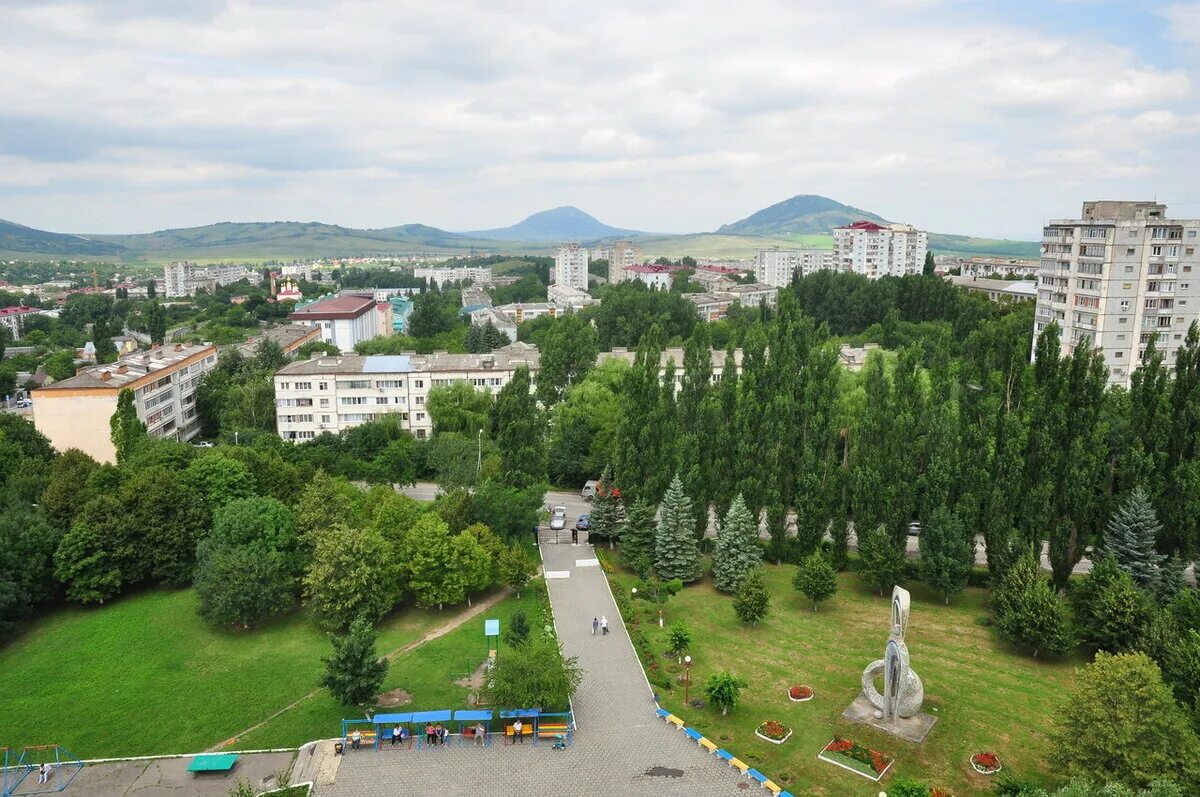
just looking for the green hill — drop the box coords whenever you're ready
[0,219,127,256]
[716,194,887,235]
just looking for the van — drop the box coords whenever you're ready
[581,480,599,501]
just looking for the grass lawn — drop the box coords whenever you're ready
[605,558,1078,797]
[0,588,493,758]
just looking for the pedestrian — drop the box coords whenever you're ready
[601,615,609,635]
[392,724,402,746]
[475,722,486,746]
[440,725,450,745]
[425,723,434,746]
[350,729,362,751]
[592,617,598,635]
[571,526,578,544]
[37,763,50,785]
[512,718,524,744]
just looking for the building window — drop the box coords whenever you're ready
[295,382,311,390]
[1126,248,1135,255]
[321,415,330,423]
[1114,352,1123,358]
[376,397,388,405]
[413,380,424,388]
[318,382,328,390]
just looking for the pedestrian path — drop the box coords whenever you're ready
[315,540,751,796]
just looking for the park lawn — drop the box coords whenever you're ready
[608,561,1079,797]
[235,586,543,750]
[0,589,446,759]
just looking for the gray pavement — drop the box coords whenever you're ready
[315,540,754,796]
[31,751,295,797]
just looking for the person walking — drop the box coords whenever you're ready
[601,615,609,635]
[592,617,599,635]
[475,722,486,746]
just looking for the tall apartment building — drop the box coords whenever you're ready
[32,343,218,462]
[163,262,260,297]
[755,247,835,286]
[554,243,589,290]
[833,221,928,279]
[413,266,492,288]
[274,342,540,441]
[1035,201,1200,387]
[608,240,642,283]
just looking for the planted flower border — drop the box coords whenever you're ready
[787,685,813,702]
[970,752,1002,775]
[817,738,893,782]
[755,720,793,745]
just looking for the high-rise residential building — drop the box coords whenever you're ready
[832,221,928,279]
[1035,201,1200,387]
[413,266,492,287]
[554,243,590,290]
[608,240,641,284]
[754,247,835,286]
[163,262,260,297]
[32,343,218,462]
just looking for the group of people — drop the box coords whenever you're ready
[592,616,609,635]
[347,721,492,751]
[424,723,450,745]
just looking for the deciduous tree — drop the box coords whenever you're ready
[321,616,388,708]
[732,566,770,625]
[793,551,838,611]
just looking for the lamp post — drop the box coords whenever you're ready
[477,428,483,474]
[683,655,692,705]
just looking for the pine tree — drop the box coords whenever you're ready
[918,507,974,603]
[620,499,656,577]
[320,616,388,708]
[732,566,770,625]
[711,494,761,593]
[857,525,906,597]
[1103,487,1165,588]
[793,551,838,611]
[588,465,622,549]
[654,475,700,582]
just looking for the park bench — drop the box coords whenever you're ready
[727,756,750,774]
[664,714,685,729]
[187,753,238,774]
[714,748,733,762]
[682,728,702,742]
[504,724,534,741]
[536,721,569,741]
[654,708,669,720]
[698,737,717,753]
[762,779,782,794]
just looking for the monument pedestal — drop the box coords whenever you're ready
[841,694,938,744]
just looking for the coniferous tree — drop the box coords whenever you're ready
[711,494,761,593]
[732,566,770,625]
[320,616,388,708]
[857,525,906,597]
[793,551,838,611]
[1103,487,1165,588]
[654,475,700,582]
[620,499,656,577]
[918,507,974,603]
[588,465,622,549]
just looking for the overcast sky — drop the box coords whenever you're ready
[1,0,1198,239]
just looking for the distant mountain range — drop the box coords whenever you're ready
[0,195,1040,261]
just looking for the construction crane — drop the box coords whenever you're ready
[92,267,99,288]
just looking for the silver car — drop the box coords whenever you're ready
[549,506,567,530]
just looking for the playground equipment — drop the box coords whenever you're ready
[2,745,84,796]
[409,710,453,749]
[452,709,493,747]
[370,713,413,750]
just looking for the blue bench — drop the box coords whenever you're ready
[714,748,733,761]
[655,708,669,719]
[747,769,767,784]
[683,727,702,742]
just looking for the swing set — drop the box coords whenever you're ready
[1,744,84,796]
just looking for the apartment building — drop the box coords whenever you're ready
[288,293,381,353]
[163,262,260,297]
[950,275,1036,303]
[547,284,599,311]
[554,243,590,290]
[833,221,928,279]
[596,240,642,284]
[0,306,48,337]
[274,342,540,441]
[468,307,518,342]
[237,323,322,358]
[959,257,1040,280]
[755,247,835,286]
[1035,201,1200,387]
[626,264,675,290]
[414,266,493,287]
[32,343,218,462]
[683,284,779,321]
[691,265,743,292]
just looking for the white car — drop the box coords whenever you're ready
[193,441,216,448]
[549,506,567,530]
[15,399,31,408]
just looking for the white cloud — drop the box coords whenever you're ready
[0,0,1196,239]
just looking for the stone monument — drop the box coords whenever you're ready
[842,585,937,742]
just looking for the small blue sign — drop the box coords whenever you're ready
[484,619,500,637]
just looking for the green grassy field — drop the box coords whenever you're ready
[606,559,1077,797]
[0,588,535,758]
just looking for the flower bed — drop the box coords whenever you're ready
[754,720,793,745]
[932,789,954,797]
[970,752,1002,774]
[787,685,813,702]
[817,737,894,781]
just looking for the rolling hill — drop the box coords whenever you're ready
[464,206,642,242]
[716,194,888,235]
[0,219,127,256]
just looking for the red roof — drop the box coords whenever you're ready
[696,265,741,274]
[0,305,40,317]
[628,264,682,274]
[839,220,888,231]
[289,294,375,320]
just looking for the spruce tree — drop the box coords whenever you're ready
[793,551,838,611]
[1103,487,1165,588]
[621,499,656,577]
[654,475,700,582]
[732,566,770,625]
[588,465,622,549]
[857,525,906,596]
[918,507,974,604]
[711,494,761,593]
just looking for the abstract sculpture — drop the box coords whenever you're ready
[860,585,924,720]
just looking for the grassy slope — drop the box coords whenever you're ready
[608,560,1076,797]
[0,589,446,758]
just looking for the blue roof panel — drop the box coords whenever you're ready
[363,355,413,373]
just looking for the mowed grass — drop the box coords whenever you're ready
[0,589,453,758]
[236,586,543,750]
[609,562,1078,797]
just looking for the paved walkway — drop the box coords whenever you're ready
[315,540,750,796]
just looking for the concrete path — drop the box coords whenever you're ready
[35,751,295,797]
[315,540,750,796]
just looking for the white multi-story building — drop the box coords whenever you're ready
[289,293,382,353]
[274,342,540,441]
[414,265,492,287]
[281,262,314,281]
[547,284,599,311]
[755,247,835,286]
[950,275,1037,303]
[1035,201,1200,388]
[163,262,260,297]
[625,265,674,290]
[959,257,1040,280]
[832,221,928,279]
[554,243,589,290]
[606,240,642,284]
[0,306,48,337]
[32,343,218,462]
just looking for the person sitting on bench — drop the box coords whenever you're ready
[391,724,402,745]
[350,730,362,750]
[399,726,410,746]
[512,719,524,743]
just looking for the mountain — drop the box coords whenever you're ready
[717,194,888,235]
[0,218,127,256]
[465,206,641,242]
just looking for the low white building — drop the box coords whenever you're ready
[548,283,598,311]
[959,257,1040,279]
[469,307,518,342]
[626,265,675,290]
[950,275,1037,303]
[494,302,556,324]
[288,293,381,353]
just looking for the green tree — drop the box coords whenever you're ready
[39,448,99,532]
[482,635,582,711]
[428,382,493,437]
[452,528,493,607]
[654,475,700,582]
[620,499,656,577]
[395,513,456,609]
[206,496,303,577]
[304,525,398,629]
[586,465,622,548]
[92,318,118,364]
[504,611,531,647]
[793,551,838,611]
[296,471,361,541]
[1103,487,1165,588]
[145,301,166,345]
[42,350,77,382]
[732,566,770,625]
[703,671,748,715]
[890,779,932,797]
[497,542,537,598]
[194,544,295,629]
[666,621,692,660]
[183,453,255,508]
[320,616,388,708]
[918,507,974,603]
[857,525,906,597]
[109,388,146,465]
[535,314,599,406]
[1052,652,1200,790]
[922,251,936,277]
[53,521,122,604]
[1070,556,1152,654]
[994,553,1075,657]
[711,494,761,593]
[491,366,546,488]
[119,466,209,586]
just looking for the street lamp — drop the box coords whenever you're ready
[476,428,483,474]
[683,655,692,705]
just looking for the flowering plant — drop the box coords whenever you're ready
[870,751,889,774]
[971,752,1002,773]
[788,685,813,700]
[757,720,790,740]
[932,789,953,797]
[825,738,853,753]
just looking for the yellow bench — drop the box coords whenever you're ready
[698,738,717,752]
[505,724,534,739]
[665,715,684,728]
[763,780,782,794]
[728,757,750,773]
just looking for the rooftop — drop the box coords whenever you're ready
[838,220,889,232]
[599,346,742,371]
[628,264,682,274]
[237,324,321,356]
[723,282,777,294]
[276,341,540,377]
[289,293,376,320]
[37,342,216,391]
[949,276,1037,296]
[0,305,43,317]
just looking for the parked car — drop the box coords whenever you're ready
[549,506,567,530]
[582,480,599,501]
[193,441,216,448]
[14,398,31,408]
[906,521,922,537]
[575,514,591,531]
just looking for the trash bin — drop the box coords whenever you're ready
[334,741,344,755]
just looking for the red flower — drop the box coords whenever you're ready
[871,750,890,773]
[788,685,813,699]
[971,752,1001,772]
[825,738,853,753]
[758,721,790,740]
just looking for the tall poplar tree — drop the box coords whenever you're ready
[615,325,665,504]
[918,507,973,603]
[109,389,146,465]
[711,494,761,593]
[654,474,700,583]
[492,366,545,489]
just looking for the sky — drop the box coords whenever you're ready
[1,0,1199,240]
